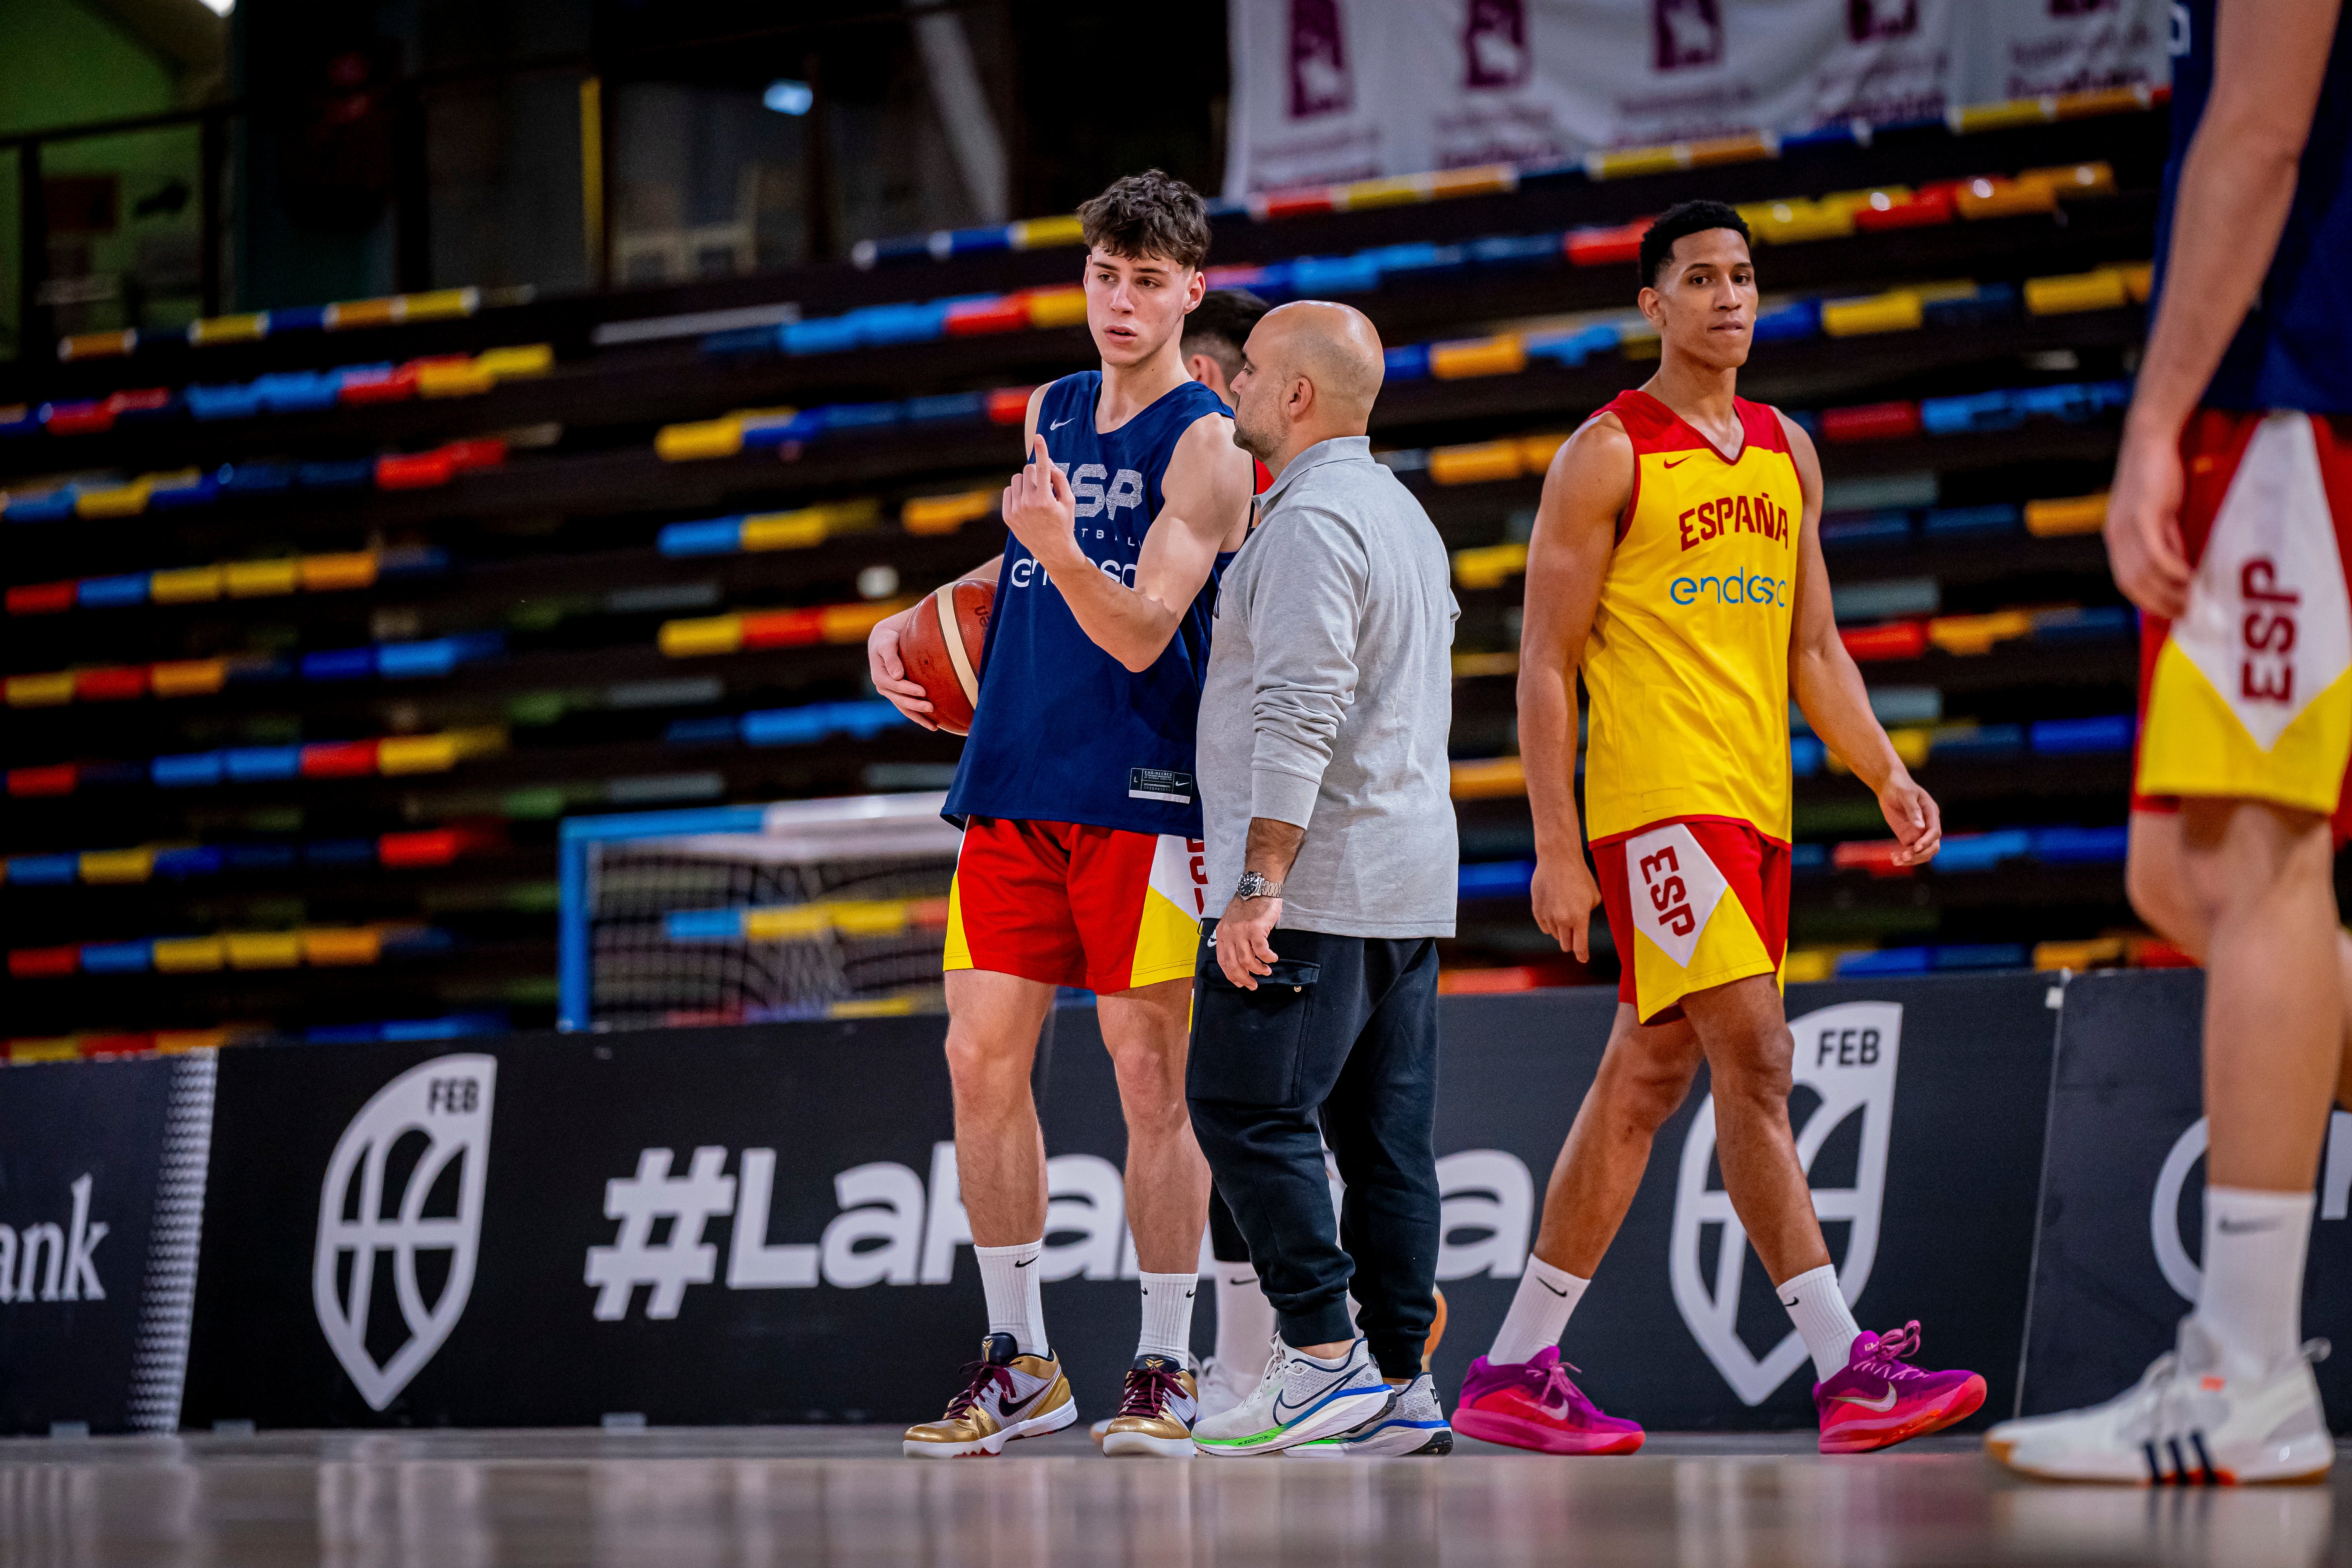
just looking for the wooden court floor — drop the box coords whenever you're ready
[1,1426,2344,1566]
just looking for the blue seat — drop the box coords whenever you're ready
[77,574,150,608]
[301,648,377,682]
[80,941,153,974]
[2029,715,2134,755]
[152,751,226,788]
[224,746,301,781]
[2031,824,2131,864]
[154,846,225,878]
[1458,860,1536,898]
[1752,299,1823,343]
[376,639,461,679]
[1383,345,1432,382]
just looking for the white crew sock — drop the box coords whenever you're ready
[1777,1264,1862,1383]
[975,1240,1048,1356]
[2194,1185,2315,1378]
[1138,1272,1199,1363]
[1486,1256,1590,1367]
[1214,1266,1278,1372]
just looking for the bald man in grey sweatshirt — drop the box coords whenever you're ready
[1187,302,1461,1455]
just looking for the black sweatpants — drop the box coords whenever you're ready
[1185,920,1441,1380]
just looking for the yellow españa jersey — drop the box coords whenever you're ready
[1580,389,1805,844]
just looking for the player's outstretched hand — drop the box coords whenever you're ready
[866,608,938,731]
[1001,433,1077,561]
[1215,893,1282,989]
[1878,774,1942,866]
[2105,417,2192,620]
[1531,854,1602,963]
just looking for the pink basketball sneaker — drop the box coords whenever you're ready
[1815,1321,1985,1454]
[1454,1346,1645,1455]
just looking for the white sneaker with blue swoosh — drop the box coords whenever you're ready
[1192,1336,1394,1457]
[1287,1372,1453,1457]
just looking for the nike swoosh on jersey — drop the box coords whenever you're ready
[1833,1386,1899,1413]
[1049,417,1076,429]
[1663,455,1693,468]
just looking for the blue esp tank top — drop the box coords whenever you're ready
[943,371,1232,837]
[2156,0,2352,412]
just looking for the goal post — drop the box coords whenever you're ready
[557,793,964,1033]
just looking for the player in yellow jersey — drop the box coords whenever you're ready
[1453,202,1985,1457]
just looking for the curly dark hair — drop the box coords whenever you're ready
[1638,199,1752,289]
[1077,169,1213,271]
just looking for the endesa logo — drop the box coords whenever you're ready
[1009,461,1149,593]
[1670,571,1789,608]
[1678,492,1791,552]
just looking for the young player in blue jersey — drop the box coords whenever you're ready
[1987,0,2352,1484]
[866,171,1256,1458]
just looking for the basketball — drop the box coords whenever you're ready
[898,578,993,734]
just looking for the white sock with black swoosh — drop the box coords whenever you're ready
[976,1239,1048,1357]
[1777,1264,1860,1383]
[1138,1271,1199,1363]
[1485,1255,1589,1366]
[2194,1185,2314,1379]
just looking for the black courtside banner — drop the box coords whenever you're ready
[0,1051,214,1436]
[181,976,2060,1431]
[1424,974,2061,1430]
[2016,967,2352,1426]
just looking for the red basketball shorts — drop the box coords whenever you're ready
[1593,816,1790,1026]
[943,817,1209,993]
[2134,408,2352,844]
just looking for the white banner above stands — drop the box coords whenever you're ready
[1221,0,2174,198]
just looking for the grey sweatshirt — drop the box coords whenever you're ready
[1197,436,1461,938]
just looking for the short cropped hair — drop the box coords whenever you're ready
[1639,200,1752,289]
[1078,169,1213,271]
[1183,288,1271,377]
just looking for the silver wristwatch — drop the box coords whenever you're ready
[1235,871,1282,902]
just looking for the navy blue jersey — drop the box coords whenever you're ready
[2155,0,2352,412]
[943,372,1232,836]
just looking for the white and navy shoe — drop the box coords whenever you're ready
[1985,1317,2332,1485]
[1192,1336,1394,1458]
[1288,1372,1452,1457]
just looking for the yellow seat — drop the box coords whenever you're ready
[656,417,744,462]
[1429,441,1523,486]
[80,848,155,883]
[2025,494,2109,537]
[151,659,227,697]
[377,734,461,774]
[1821,292,1924,336]
[660,615,745,657]
[1449,757,1528,799]
[904,488,998,535]
[224,559,300,598]
[1429,336,1526,379]
[150,565,225,603]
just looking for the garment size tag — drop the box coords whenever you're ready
[1128,767,1194,804]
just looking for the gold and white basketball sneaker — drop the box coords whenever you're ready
[903,1332,1077,1458]
[1985,1317,2332,1485]
[1101,1354,1201,1457]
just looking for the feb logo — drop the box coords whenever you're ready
[1669,1002,1900,1405]
[313,1054,496,1410]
